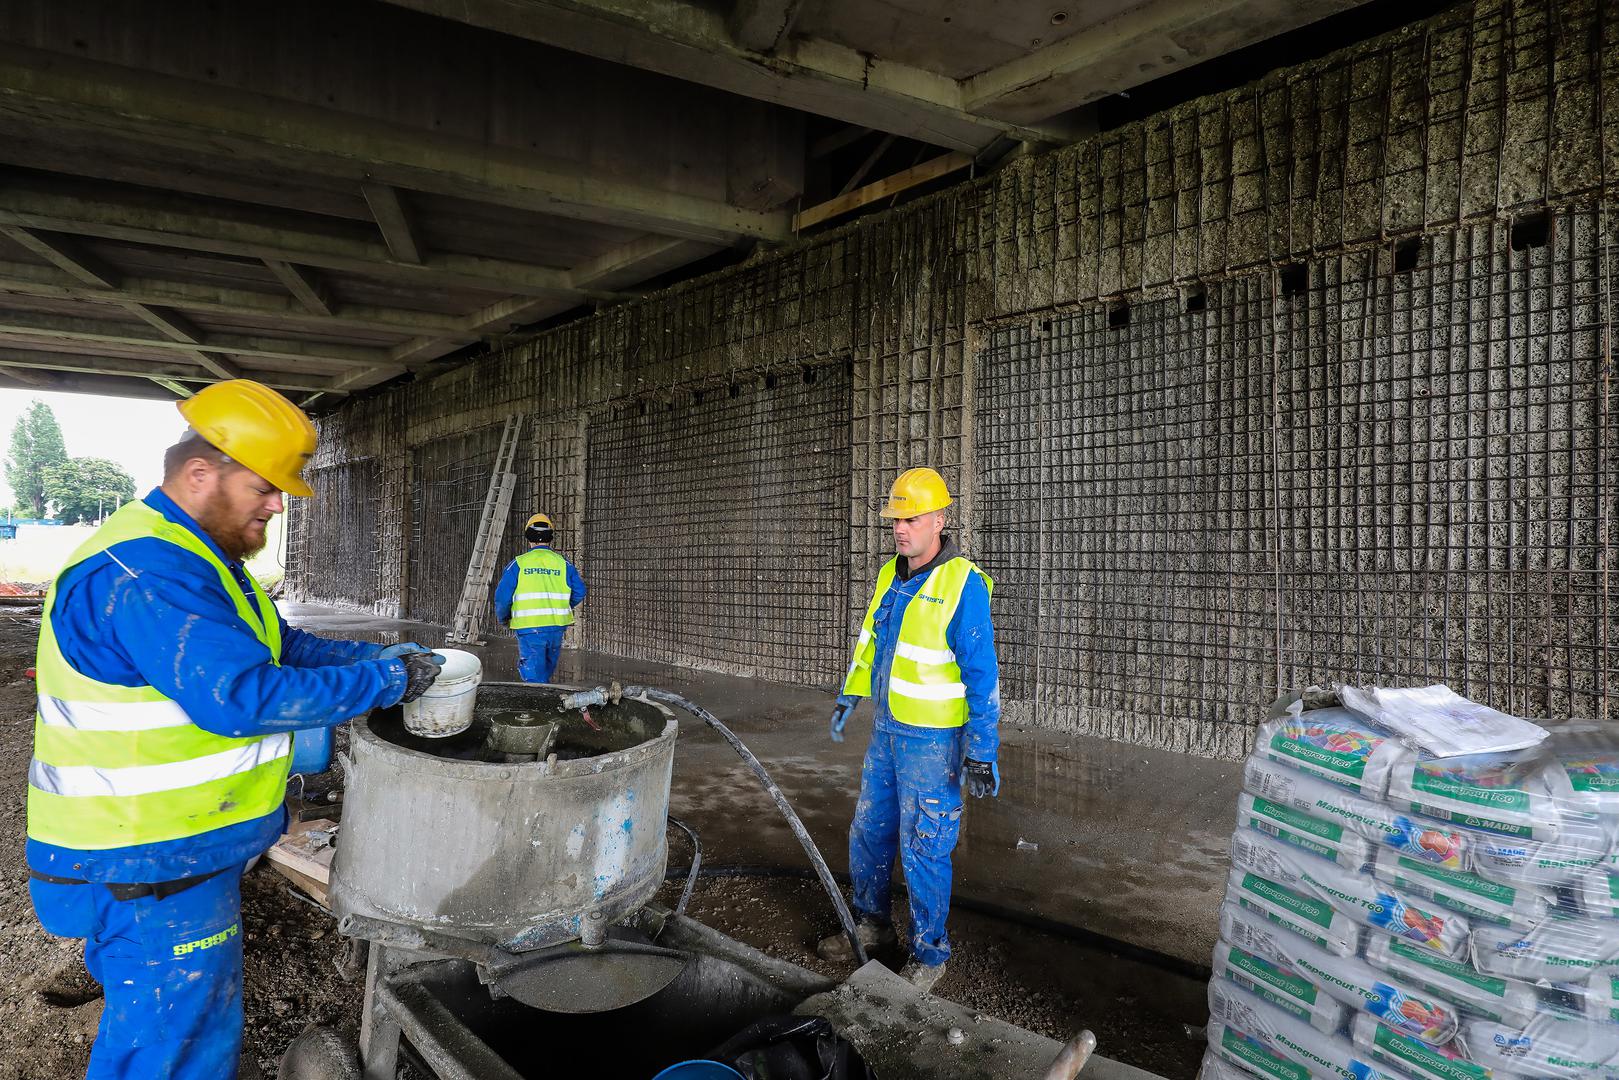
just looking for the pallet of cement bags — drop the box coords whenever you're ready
[1199,687,1619,1080]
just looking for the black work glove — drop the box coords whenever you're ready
[964,758,1001,799]
[399,651,445,704]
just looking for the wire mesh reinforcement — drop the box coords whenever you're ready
[581,366,851,684]
[977,209,1616,756]
[286,460,384,611]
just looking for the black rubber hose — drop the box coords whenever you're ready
[623,685,869,967]
[665,816,703,918]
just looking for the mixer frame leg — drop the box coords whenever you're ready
[359,944,404,1080]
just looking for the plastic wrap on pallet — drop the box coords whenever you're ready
[1245,756,1472,872]
[1255,708,1413,799]
[1338,686,1548,760]
[1214,939,1352,1034]
[1350,1014,1530,1080]
[1458,1014,1619,1080]
[1198,1047,1272,1080]
[1370,850,1554,931]
[1386,753,1563,844]
[1220,900,1461,1045]
[1240,789,1377,870]
[1208,981,1422,1080]
[1362,935,1541,1030]
[1472,918,1619,983]
[1231,829,1473,959]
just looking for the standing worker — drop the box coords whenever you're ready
[25,379,446,1080]
[494,512,586,683]
[818,467,1001,993]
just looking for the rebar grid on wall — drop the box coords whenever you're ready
[979,208,1615,755]
[582,364,851,683]
[286,461,384,611]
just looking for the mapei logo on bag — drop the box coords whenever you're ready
[172,922,240,958]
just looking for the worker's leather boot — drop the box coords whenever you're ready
[815,917,896,962]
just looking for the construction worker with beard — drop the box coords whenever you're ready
[817,467,1001,993]
[24,379,446,1080]
[494,512,586,683]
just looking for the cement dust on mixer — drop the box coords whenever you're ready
[402,648,483,737]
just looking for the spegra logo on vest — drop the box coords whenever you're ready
[522,567,562,576]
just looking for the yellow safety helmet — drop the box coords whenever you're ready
[176,379,317,497]
[525,513,553,531]
[879,467,952,519]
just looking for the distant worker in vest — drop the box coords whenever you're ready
[818,467,1000,993]
[494,512,587,683]
[25,379,446,1080]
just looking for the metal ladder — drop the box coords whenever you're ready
[446,414,523,644]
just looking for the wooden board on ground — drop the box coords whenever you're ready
[265,799,337,906]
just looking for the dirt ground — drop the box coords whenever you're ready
[0,605,1204,1079]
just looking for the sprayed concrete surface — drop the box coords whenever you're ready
[286,604,1240,968]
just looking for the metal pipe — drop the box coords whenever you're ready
[375,975,526,1080]
[1043,1029,1097,1080]
[614,685,869,967]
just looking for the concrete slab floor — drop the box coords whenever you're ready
[284,604,1240,969]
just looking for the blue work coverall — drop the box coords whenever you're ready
[493,548,586,683]
[850,538,999,966]
[27,488,410,1080]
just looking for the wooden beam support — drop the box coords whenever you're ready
[147,376,195,398]
[123,303,202,345]
[0,346,339,394]
[0,309,392,368]
[1,225,120,288]
[0,179,609,301]
[0,258,458,337]
[382,234,715,366]
[792,152,972,231]
[262,260,333,317]
[360,183,423,264]
[837,134,896,197]
[0,43,790,243]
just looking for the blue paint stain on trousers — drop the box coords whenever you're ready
[516,628,564,683]
[849,721,964,966]
[29,864,247,1079]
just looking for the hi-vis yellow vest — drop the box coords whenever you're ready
[27,502,290,851]
[508,547,575,630]
[841,555,992,729]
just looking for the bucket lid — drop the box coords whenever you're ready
[434,648,482,681]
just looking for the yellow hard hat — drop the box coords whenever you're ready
[176,379,317,497]
[525,513,553,531]
[880,467,952,519]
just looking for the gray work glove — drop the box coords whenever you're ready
[829,694,860,743]
[381,642,447,663]
[964,758,1000,799]
[399,651,445,704]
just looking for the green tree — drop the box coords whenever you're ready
[5,400,67,518]
[42,457,135,524]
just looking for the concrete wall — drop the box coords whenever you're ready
[291,0,1618,758]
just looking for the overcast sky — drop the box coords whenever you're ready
[0,389,187,500]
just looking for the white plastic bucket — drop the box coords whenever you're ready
[402,649,482,738]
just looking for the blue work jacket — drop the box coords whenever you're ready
[493,547,586,629]
[26,488,409,883]
[868,538,1002,762]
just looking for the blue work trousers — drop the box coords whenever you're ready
[849,722,965,966]
[29,865,247,1079]
[516,627,565,683]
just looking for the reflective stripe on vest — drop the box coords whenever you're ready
[26,501,291,851]
[509,547,575,629]
[841,555,993,729]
